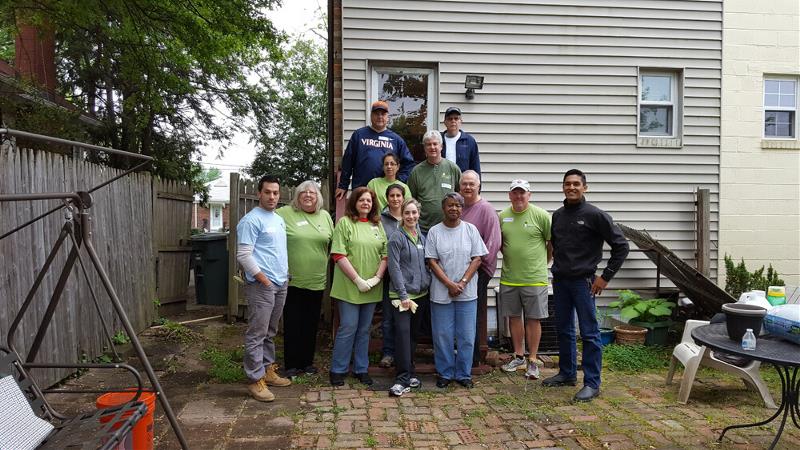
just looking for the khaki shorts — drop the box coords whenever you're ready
[500,284,548,319]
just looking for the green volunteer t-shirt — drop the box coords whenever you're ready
[366,177,412,211]
[407,159,461,232]
[276,205,334,291]
[499,204,552,286]
[330,217,387,304]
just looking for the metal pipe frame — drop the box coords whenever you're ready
[0,128,153,161]
[78,206,189,449]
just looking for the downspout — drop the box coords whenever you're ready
[327,0,335,215]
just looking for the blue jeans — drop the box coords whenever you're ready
[331,300,376,374]
[431,299,477,381]
[553,277,602,389]
[381,279,395,357]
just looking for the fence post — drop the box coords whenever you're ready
[695,188,710,277]
[227,172,240,323]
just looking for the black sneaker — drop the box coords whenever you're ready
[283,367,302,378]
[408,377,421,389]
[303,365,319,375]
[541,372,577,387]
[329,371,345,387]
[436,377,451,388]
[457,379,474,389]
[354,372,373,386]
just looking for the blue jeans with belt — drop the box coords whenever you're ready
[553,276,602,389]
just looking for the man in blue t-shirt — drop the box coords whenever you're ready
[237,174,292,402]
[335,100,415,200]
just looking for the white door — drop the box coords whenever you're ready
[210,204,223,231]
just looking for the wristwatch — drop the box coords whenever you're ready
[460,278,468,283]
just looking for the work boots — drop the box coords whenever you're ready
[263,363,292,387]
[247,378,275,402]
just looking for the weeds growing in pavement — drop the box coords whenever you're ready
[200,346,246,382]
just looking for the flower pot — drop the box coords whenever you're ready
[599,327,615,347]
[613,324,647,345]
[722,303,767,342]
[629,320,671,346]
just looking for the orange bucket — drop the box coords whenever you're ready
[96,390,156,450]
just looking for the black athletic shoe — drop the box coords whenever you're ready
[457,379,474,389]
[541,372,578,387]
[354,372,373,386]
[436,377,452,388]
[303,365,319,375]
[573,386,600,402]
[329,371,345,387]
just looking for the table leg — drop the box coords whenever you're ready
[718,365,796,450]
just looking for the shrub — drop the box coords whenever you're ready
[723,255,784,299]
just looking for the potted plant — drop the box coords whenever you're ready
[596,307,615,346]
[608,290,676,346]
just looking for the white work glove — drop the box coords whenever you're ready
[354,277,371,293]
[365,276,382,289]
[391,299,419,313]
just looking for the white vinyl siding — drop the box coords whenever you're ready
[340,0,722,298]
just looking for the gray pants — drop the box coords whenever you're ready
[244,281,287,382]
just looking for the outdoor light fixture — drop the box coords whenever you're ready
[464,74,484,99]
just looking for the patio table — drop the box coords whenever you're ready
[692,323,800,449]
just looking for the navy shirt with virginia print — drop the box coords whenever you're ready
[338,126,415,190]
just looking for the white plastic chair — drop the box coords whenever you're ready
[665,319,777,408]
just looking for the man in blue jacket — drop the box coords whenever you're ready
[336,100,415,200]
[543,169,629,402]
[440,107,480,174]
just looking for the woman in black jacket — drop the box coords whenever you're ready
[386,198,431,396]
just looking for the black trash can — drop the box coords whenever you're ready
[190,233,229,306]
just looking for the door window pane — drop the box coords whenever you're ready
[376,70,432,162]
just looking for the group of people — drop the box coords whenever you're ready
[237,101,629,404]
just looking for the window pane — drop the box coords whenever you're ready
[779,94,796,107]
[639,105,672,135]
[765,111,795,137]
[378,71,430,161]
[765,94,780,107]
[764,80,780,94]
[641,75,672,102]
[779,80,796,95]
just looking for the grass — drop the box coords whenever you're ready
[200,346,246,383]
[602,343,672,372]
[111,331,130,345]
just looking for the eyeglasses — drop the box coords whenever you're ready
[299,190,317,196]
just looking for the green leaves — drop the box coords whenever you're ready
[610,290,675,323]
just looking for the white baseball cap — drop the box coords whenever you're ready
[508,179,531,192]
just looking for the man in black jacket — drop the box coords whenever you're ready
[543,169,629,402]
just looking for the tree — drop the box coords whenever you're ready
[1,0,284,186]
[247,37,326,187]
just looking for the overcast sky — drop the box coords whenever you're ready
[200,0,325,176]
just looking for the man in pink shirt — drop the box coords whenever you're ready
[459,170,501,365]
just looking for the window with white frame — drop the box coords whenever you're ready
[764,78,797,139]
[638,71,679,137]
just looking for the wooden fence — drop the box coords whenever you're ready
[0,144,190,386]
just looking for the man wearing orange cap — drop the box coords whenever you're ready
[336,101,415,200]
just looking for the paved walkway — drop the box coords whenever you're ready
[46,318,800,449]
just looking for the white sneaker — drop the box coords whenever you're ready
[502,356,526,372]
[525,360,541,380]
[389,384,411,397]
[409,377,421,389]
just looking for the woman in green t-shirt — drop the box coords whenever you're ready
[329,187,388,386]
[367,152,411,211]
[276,181,334,378]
